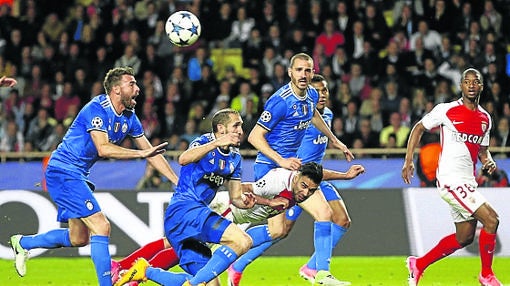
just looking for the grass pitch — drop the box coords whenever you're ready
[1,256,509,285]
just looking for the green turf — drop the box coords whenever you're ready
[1,256,509,285]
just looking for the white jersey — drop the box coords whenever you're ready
[231,168,297,224]
[421,99,491,186]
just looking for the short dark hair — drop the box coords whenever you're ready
[211,108,240,132]
[311,74,326,83]
[103,66,135,93]
[300,162,323,185]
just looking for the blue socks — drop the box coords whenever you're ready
[189,245,238,285]
[246,225,272,247]
[313,221,333,271]
[307,223,347,270]
[90,235,111,286]
[19,228,72,250]
[147,267,191,285]
[232,239,273,272]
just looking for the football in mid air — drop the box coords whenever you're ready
[165,11,201,47]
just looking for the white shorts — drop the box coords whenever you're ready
[438,182,487,223]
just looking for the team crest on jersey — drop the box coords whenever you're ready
[85,200,94,211]
[260,111,271,122]
[91,117,103,128]
[481,122,487,133]
[302,104,308,115]
[114,122,120,132]
[122,123,128,133]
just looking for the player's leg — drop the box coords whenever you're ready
[186,214,251,285]
[10,173,91,277]
[228,213,287,285]
[81,211,113,286]
[407,184,482,285]
[298,190,333,272]
[473,202,502,285]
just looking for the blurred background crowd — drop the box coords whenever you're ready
[1,0,510,160]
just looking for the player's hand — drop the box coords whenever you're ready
[0,76,17,87]
[268,196,290,211]
[330,140,354,162]
[278,157,302,171]
[401,161,415,184]
[141,142,168,158]
[215,132,242,147]
[239,192,256,209]
[345,164,365,179]
[482,160,497,175]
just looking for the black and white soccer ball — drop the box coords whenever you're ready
[165,11,201,47]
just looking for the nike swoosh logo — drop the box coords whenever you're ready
[452,120,464,125]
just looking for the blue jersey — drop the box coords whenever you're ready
[172,133,242,205]
[296,107,333,164]
[48,94,144,176]
[255,83,319,169]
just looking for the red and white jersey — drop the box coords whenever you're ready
[231,168,297,224]
[422,99,491,185]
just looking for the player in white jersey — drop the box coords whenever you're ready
[402,68,502,286]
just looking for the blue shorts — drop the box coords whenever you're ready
[164,198,232,273]
[286,181,342,222]
[45,166,100,223]
[253,163,275,180]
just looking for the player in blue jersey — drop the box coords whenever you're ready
[115,108,258,286]
[9,67,179,286]
[228,74,364,286]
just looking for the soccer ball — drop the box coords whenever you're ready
[165,11,201,47]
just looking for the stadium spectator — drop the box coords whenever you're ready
[0,118,24,152]
[379,111,410,148]
[225,6,255,48]
[410,20,442,53]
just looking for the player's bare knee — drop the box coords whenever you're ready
[457,234,475,246]
[235,232,252,253]
[315,208,333,221]
[484,216,499,233]
[70,235,90,247]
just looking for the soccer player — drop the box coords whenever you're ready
[402,68,503,286]
[115,161,363,286]
[116,108,257,286]
[9,67,179,286]
[228,74,362,286]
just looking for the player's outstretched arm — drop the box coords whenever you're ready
[402,121,426,184]
[322,164,365,181]
[91,130,167,159]
[311,109,354,161]
[134,136,179,185]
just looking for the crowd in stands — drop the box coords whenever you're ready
[1,0,510,160]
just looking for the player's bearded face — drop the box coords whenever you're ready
[119,76,140,109]
[292,175,319,203]
[225,115,244,146]
[288,59,314,92]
